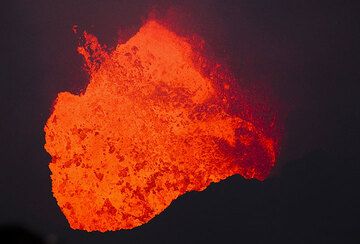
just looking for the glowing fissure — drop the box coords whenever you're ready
[44,20,278,232]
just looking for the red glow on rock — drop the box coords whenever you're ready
[44,20,279,232]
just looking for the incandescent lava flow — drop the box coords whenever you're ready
[44,20,279,232]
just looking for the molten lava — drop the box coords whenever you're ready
[44,20,278,232]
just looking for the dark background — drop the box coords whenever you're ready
[1,0,359,243]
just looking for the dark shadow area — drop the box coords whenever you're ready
[0,225,45,244]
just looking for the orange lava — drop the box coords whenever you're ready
[44,20,278,232]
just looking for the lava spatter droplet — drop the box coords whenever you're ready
[44,20,279,232]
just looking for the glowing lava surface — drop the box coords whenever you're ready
[44,20,278,232]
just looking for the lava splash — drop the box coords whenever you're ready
[44,20,278,232]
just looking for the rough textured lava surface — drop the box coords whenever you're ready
[44,20,279,232]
